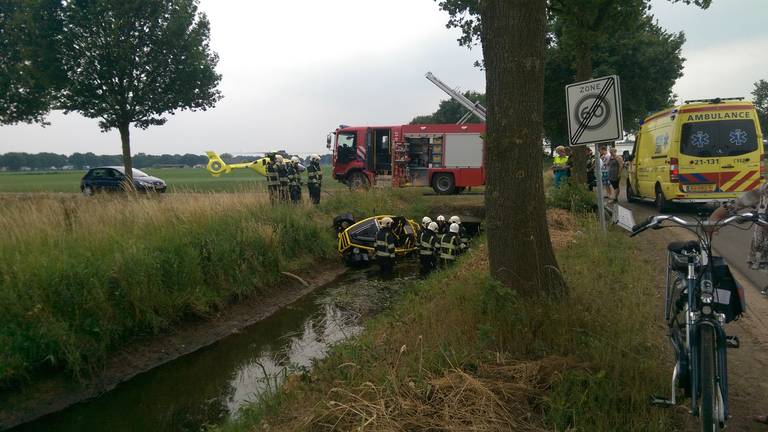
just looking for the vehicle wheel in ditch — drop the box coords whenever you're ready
[347,172,370,191]
[432,173,456,195]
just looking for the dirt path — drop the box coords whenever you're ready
[0,265,346,430]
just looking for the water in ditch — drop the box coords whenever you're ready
[12,262,421,432]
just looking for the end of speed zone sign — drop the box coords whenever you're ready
[566,75,623,146]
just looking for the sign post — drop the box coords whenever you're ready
[565,75,623,232]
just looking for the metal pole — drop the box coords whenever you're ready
[595,143,607,233]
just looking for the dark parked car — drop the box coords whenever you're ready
[80,166,167,195]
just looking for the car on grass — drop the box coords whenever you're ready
[80,166,167,195]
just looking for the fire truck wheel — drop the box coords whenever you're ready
[347,172,370,190]
[432,173,456,195]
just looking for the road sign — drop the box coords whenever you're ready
[566,75,623,146]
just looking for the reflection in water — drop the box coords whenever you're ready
[13,262,420,432]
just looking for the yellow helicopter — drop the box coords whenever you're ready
[205,151,272,177]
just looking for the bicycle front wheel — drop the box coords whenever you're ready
[699,326,721,432]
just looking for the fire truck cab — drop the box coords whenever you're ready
[327,123,485,194]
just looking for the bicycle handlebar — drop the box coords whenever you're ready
[630,212,768,237]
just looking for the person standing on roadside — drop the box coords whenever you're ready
[607,147,623,202]
[598,145,611,198]
[419,221,440,272]
[586,147,597,191]
[265,154,280,204]
[375,217,396,273]
[552,146,570,187]
[306,154,322,205]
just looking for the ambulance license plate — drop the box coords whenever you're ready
[688,184,715,192]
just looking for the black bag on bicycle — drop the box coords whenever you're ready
[710,256,746,322]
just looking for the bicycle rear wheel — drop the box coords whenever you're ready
[699,326,721,432]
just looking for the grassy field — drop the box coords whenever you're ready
[0,167,345,193]
[0,188,428,388]
[216,215,679,432]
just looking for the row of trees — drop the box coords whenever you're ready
[433,0,710,295]
[1,0,222,182]
[0,152,334,171]
[0,152,210,170]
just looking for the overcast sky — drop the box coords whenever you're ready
[1,0,766,156]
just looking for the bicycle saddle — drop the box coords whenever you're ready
[667,241,700,254]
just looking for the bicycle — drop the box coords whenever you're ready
[631,212,761,432]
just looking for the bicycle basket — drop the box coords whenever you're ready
[711,256,745,322]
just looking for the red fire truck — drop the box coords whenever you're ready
[327,123,485,194]
[327,73,487,195]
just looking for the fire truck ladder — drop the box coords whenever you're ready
[425,72,486,124]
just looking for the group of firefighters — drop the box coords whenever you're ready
[264,154,323,205]
[374,214,470,273]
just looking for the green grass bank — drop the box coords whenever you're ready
[217,215,679,431]
[0,166,344,193]
[0,188,425,388]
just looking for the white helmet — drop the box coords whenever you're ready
[421,216,432,227]
[449,216,461,224]
[274,154,284,163]
[427,222,438,232]
[436,215,445,223]
[380,217,394,228]
[449,223,460,234]
[291,156,300,164]
[310,154,320,161]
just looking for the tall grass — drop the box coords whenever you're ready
[0,188,423,388]
[219,216,679,431]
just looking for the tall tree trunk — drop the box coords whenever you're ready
[569,47,593,184]
[118,122,134,190]
[480,0,564,296]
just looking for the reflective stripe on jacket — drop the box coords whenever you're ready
[375,229,396,258]
[419,230,437,256]
[307,163,322,185]
[439,233,459,260]
[266,164,279,186]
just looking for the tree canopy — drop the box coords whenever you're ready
[752,80,768,135]
[410,91,485,124]
[0,0,63,125]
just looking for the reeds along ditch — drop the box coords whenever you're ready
[0,189,422,388]
[225,214,678,432]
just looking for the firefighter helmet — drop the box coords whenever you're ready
[421,216,432,227]
[437,215,445,222]
[449,223,460,234]
[427,222,438,232]
[310,154,320,161]
[291,156,300,164]
[449,216,461,224]
[380,217,394,228]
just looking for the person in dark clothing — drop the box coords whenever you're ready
[306,154,322,205]
[439,223,461,266]
[419,221,440,272]
[265,156,280,204]
[275,155,290,203]
[436,215,447,234]
[288,156,302,204]
[586,147,597,191]
[375,217,396,272]
[449,216,470,253]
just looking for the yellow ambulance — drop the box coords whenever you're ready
[626,98,764,212]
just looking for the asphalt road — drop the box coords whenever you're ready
[619,191,768,430]
[622,198,768,292]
